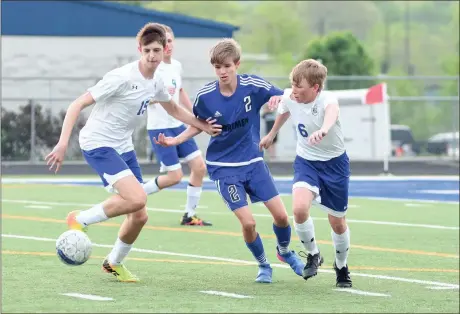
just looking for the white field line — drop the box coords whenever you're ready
[25,205,52,209]
[404,203,426,207]
[333,288,391,297]
[2,233,459,289]
[199,291,253,299]
[3,199,459,231]
[416,190,459,195]
[60,293,113,301]
[425,286,459,290]
[181,204,208,209]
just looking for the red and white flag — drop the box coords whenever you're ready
[364,83,387,105]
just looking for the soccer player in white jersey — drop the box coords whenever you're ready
[155,39,305,283]
[143,25,211,226]
[45,23,221,282]
[260,59,352,288]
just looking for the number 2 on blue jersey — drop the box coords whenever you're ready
[298,124,308,137]
[244,96,251,112]
[137,99,150,116]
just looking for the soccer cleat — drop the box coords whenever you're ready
[102,257,140,282]
[180,214,212,226]
[299,251,323,280]
[255,263,272,283]
[334,262,352,288]
[276,247,305,277]
[66,210,88,232]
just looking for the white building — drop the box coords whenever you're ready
[2,0,239,113]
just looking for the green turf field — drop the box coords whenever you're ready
[2,181,459,313]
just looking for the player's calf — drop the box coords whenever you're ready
[144,169,183,195]
[235,207,272,283]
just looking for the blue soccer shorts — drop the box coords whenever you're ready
[148,125,201,173]
[82,147,143,193]
[293,152,350,217]
[214,162,279,211]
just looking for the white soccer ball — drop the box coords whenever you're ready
[56,230,92,266]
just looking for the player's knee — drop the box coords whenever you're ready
[273,213,289,227]
[293,205,310,223]
[168,169,183,185]
[132,209,149,226]
[241,219,256,234]
[127,191,147,213]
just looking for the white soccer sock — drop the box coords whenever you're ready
[143,177,160,195]
[332,227,350,269]
[294,217,319,255]
[185,185,202,217]
[108,238,132,266]
[76,203,108,227]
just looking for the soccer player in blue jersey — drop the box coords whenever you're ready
[154,38,305,283]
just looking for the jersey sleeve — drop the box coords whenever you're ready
[192,94,207,120]
[249,75,284,111]
[277,89,292,115]
[153,75,172,102]
[87,70,127,102]
[323,92,339,109]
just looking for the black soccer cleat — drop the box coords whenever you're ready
[180,213,212,226]
[333,262,352,288]
[299,251,323,280]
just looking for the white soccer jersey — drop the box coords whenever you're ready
[79,61,172,154]
[146,59,184,130]
[278,88,345,161]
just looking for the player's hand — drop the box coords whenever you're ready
[259,134,275,151]
[268,95,282,111]
[45,142,67,174]
[307,129,328,145]
[154,133,179,147]
[203,117,222,137]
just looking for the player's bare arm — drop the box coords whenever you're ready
[308,102,339,145]
[154,117,217,147]
[259,112,291,151]
[179,88,194,112]
[158,99,222,136]
[45,92,95,173]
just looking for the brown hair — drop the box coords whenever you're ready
[290,59,328,90]
[209,38,241,65]
[136,23,167,47]
[161,24,174,37]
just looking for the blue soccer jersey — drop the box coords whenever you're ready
[193,74,283,179]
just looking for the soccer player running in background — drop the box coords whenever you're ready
[259,59,352,288]
[143,24,211,226]
[45,23,221,282]
[154,39,305,283]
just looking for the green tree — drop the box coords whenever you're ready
[302,31,376,90]
[1,102,85,161]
